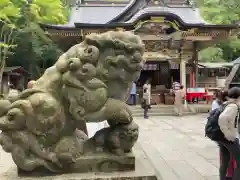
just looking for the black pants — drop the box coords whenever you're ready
[218,139,240,180]
[144,104,149,118]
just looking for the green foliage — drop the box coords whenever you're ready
[30,0,68,24]
[199,47,224,62]
[0,0,21,22]
[199,0,240,24]
[216,37,240,61]
[0,0,68,79]
[8,30,62,78]
[0,0,22,86]
[198,0,240,62]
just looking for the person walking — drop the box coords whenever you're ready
[216,90,236,180]
[172,80,180,92]
[174,85,185,116]
[130,82,137,105]
[143,79,151,108]
[211,90,228,111]
[212,90,221,111]
[142,88,150,119]
[218,87,240,180]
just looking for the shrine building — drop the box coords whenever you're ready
[40,0,238,104]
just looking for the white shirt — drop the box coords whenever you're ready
[143,84,151,97]
[172,81,180,91]
[218,100,240,141]
[143,83,151,104]
[211,100,220,111]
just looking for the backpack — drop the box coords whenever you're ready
[205,103,239,141]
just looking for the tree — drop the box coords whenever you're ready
[198,0,240,62]
[5,0,68,79]
[199,0,240,24]
[30,0,68,24]
[199,47,224,62]
[0,0,21,85]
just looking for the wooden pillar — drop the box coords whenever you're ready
[156,63,161,85]
[190,71,195,87]
[179,39,186,88]
[180,59,186,88]
[192,42,198,87]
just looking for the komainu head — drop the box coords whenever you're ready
[55,31,145,100]
[84,31,145,83]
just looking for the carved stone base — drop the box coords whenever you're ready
[18,152,135,175]
[71,152,135,173]
[0,144,158,180]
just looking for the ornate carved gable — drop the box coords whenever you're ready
[144,40,194,52]
[134,21,170,35]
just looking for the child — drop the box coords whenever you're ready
[211,90,221,111]
[142,88,150,119]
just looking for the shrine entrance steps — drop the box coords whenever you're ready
[130,104,211,117]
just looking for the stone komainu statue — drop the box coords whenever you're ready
[0,31,145,173]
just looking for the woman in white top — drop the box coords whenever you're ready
[143,79,151,107]
[218,87,240,180]
[142,88,150,119]
[211,90,222,111]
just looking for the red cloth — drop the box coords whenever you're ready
[186,92,206,102]
[220,152,236,177]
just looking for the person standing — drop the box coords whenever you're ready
[142,88,150,119]
[7,84,19,101]
[174,85,185,116]
[212,90,222,111]
[218,87,240,180]
[130,82,137,105]
[143,79,151,108]
[172,80,180,92]
[215,90,236,180]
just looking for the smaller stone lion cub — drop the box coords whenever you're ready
[92,121,139,155]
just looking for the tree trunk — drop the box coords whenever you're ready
[0,57,6,94]
[0,34,7,94]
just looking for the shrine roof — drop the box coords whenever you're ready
[232,57,240,64]
[125,7,207,24]
[68,6,126,25]
[198,62,233,69]
[40,0,238,30]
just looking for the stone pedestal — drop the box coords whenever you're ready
[0,144,158,180]
[18,152,136,175]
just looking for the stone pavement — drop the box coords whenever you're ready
[0,114,219,180]
[135,114,219,180]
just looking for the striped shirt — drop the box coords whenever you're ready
[172,81,180,91]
